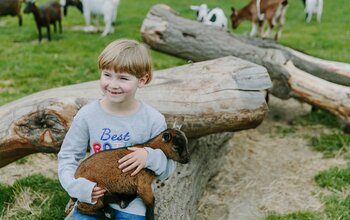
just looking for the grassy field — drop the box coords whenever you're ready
[0,0,349,106]
[0,0,350,219]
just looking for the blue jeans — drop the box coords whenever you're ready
[73,207,146,220]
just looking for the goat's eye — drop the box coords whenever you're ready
[162,132,172,142]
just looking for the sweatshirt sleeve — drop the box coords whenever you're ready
[57,112,96,204]
[144,114,176,181]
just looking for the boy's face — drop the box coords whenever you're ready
[100,70,148,105]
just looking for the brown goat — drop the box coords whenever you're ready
[23,0,62,42]
[0,0,23,26]
[74,128,190,220]
[231,0,288,40]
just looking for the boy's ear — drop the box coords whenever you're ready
[138,74,150,87]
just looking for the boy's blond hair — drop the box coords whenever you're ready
[98,39,153,84]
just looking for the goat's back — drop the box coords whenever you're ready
[0,0,21,16]
[82,0,119,14]
[75,146,154,193]
[40,1,61,20]
[259,0,287,13]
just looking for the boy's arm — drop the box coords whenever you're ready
[57,115,96,204]
[144,148,176,180]
[144,115,176,180]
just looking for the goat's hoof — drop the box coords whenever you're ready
[84,26,97,33]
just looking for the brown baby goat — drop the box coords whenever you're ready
[74,128,190,220]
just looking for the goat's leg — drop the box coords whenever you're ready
[112,6,117,27]
[275,5,288,41]
[137,184,155,220]
[101,6,115,37]
[316,12,321,23]
[59,19,62,33]
[47,25,51,41]
[146,204,155,220]
[38,27,42,42]
[18,15,22,27]
[249,22,258,37]
[317,1,323,23]
[83,8,94,32]
[77,199,105,217]
[53,22,57,33]
[101,14,113,37]
[262,19,273,38]
[306,12,312,23]
[258,20,266,37]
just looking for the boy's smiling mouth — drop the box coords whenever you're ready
[108,90,123,95]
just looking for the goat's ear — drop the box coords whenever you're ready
[190,5,199,11]
[172,122,182,130]
[162,132,172,143]
[231,7,235,12]
[172,116,185,130]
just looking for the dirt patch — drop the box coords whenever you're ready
[195,96,346,220]
[0,96,347,220]
[0,154,58,186]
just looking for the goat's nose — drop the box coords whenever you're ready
[180,154,190,164]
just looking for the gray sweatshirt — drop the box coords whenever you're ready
[58,100,176,216]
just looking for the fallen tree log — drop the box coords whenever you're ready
[235,35,350,85]
[140,4,350,125]
[0,56,271,168]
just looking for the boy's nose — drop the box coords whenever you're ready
[110,80,120,88]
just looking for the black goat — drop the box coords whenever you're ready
[60,0,83,16]
[0,0,23,26]
[23,0,62,42]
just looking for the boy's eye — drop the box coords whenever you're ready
[120,77,129,80]
[103,72,111,77]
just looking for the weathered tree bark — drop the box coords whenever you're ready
[0,56,271,168]
[140,4,350,125]
[154,132,233,219]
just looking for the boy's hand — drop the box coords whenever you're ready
[91,186,106,202]
[118,147,148,176]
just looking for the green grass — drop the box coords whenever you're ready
[0,184,14,214]
[315,166,350,191]
[0,0,349,106]
[272,125,296,138]
[265,211,322,220]
[322,195,350,220]
[311,132,350,157]
[0,175,69,219]
[293,109,341,129]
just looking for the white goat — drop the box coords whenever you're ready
[190,4,227,29]
[303,0,323,23]
[81,0,120,37]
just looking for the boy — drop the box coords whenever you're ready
[58,39,176,219]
